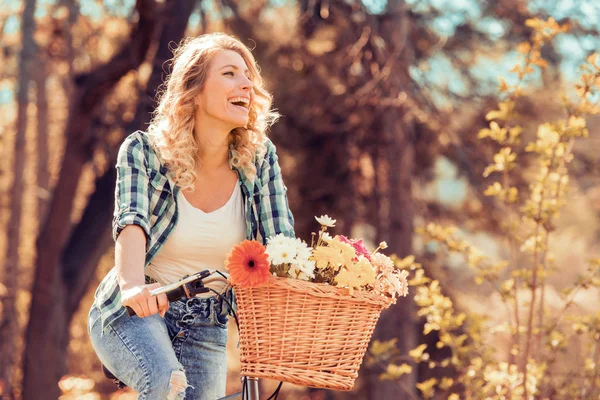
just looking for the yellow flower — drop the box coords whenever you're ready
[329,237,356,265]
[354,256,377,285]
[312,246,344,269]
[335,256,376,290]
[334,268,357,290]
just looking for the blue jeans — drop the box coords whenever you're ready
[88,291,234,399]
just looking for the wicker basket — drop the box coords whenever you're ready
[232,276,394,391]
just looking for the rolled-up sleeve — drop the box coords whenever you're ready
[112,133,152,249]
[258,139,295,240]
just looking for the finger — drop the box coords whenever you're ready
[147,295,159,316]
[135,302,146,317]
[157,293,169,317]
[147,283,162,316]
[129,302,144,318]
[122,293,141,317]
[139,300,150,318]
[138,288,151,317]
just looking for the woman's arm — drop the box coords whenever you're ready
[112,133,152,249]
[115,225,166,317]
[112,133,167,317]
[116,225,146,289]
[257,139,295,241]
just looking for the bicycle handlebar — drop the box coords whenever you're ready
[125,269,229,317]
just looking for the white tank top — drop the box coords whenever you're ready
[147,180,246,297]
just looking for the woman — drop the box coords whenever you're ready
[88,33,295,399]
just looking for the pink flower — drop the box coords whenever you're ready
[338,235,372,261]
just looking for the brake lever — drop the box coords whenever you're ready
[126,269,213,316]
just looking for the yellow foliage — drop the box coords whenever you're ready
[369,338,397,357]
[485,101,515,121]
[416,378,437,399]
[483,147,516,177]
[439,377,454,390]
[408,344,428,361]
[395,255,416,269]
[372,18,600,400]
[517,42,531,54]
[380,363,413,380]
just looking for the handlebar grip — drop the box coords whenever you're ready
[125,285,187,317]
[166,286,186,302]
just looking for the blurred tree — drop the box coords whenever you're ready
[59,0,200,319]
[21,0,158,396]
[217,0,424,396]
[1,0,597,397]
[34,55,50,222]
[0,0,37,396]
[212,0,600,398]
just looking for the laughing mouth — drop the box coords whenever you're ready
[228,97,250,109]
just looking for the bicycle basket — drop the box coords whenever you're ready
[233,276,394,391]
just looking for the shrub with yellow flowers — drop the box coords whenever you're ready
[368,18,600,400]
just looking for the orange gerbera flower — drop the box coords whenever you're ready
[226,240,271,287]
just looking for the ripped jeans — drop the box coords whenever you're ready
[88,290,233,400]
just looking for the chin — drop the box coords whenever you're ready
[229,118,249,129]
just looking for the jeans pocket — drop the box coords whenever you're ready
[213,307,229,328]
[209,294,231,329]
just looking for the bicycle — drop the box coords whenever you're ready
[103,269,282,400]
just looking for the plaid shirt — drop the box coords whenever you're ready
[93,130,295,331]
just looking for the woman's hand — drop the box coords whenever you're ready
[121,283,169,318]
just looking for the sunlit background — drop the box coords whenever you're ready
[0,0,599,399]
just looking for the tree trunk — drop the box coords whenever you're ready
[35,57,50,223]
[367,120,418,399]
[63,0,197,313]
[0,0,37,396]
[363,1,419,398]
[21,1,157,397]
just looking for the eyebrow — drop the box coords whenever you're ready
[220,64,250,74]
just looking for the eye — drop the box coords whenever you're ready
[223,71,234,76]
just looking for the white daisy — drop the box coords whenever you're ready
[315,214,336,227]
[267,233,289,247]
[289,260,316,281]
[319,231,333,243]
[291,239,312,262]
[266,241,296,265]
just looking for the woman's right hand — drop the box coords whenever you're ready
[121,283,169,318]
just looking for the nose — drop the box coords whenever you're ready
[240,75,253,91]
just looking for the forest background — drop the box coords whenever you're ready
[0,0,599,399]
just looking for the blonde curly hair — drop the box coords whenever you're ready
[146,33,279,191]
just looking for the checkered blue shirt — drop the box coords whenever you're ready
[93,130,295,331]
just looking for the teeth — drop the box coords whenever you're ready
[228,97,250,108]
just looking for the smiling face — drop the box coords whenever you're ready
[194,49,254,133]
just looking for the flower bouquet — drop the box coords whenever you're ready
[225,215,409,391]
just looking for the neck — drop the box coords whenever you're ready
[193,118,232,171]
